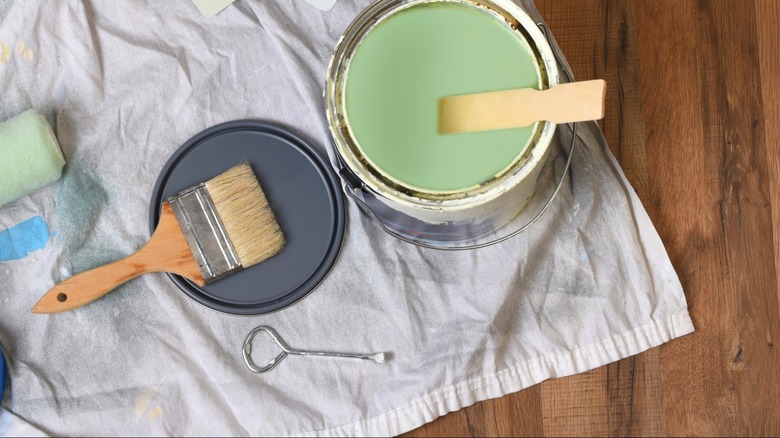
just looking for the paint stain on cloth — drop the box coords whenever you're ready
[0,216,51,261]
[0,39,9,64]
[135,388,164,420]
[15,40,33,61]
[0,39,33,64]
[56,168,125,273]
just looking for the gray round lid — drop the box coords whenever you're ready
[149,120,345,315]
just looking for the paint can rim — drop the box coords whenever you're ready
[326,0,560,210]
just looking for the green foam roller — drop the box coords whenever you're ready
[0,109,66,208]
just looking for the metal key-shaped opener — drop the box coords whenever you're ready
[243,326,388,373]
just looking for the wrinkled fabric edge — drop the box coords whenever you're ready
[293,311,694,437]
[0,406,48,437]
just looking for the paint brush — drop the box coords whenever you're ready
[438,79,606,134]
[32,162,285,314]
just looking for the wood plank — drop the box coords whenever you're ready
[636,0,780,435]
[756,0,780,355]
[402,409,470,437]
[540,370,610,436]
[535,1,664,435]
[529,2,612,436]
[636,4,722,434]
[491,386,544,437]
[594,3,664,434]
[463,398,499,436]
[402,383,544,437]
[628,351,665,436]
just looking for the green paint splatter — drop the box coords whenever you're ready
[56,167,125,273]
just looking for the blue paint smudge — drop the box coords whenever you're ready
[579,244,596,262]
[0,216,50,261]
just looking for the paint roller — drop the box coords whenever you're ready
[0,110,66,208]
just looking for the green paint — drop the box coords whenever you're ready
[344,1,541,192]
[56,168,125,274]
[0,110,65,207]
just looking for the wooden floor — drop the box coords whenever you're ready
[405,1,780,436]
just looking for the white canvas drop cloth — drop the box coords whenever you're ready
[0,0,693,435]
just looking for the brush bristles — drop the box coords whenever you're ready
[205,162,285,268]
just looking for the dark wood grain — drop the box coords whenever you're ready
[756,0,780,369]
[641,1,780,435]
[535,2,663,436]
[405,0,780,435]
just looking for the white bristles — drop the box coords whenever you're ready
[205,162,285,268]
[371,353,386,364]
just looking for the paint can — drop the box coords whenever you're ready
[326,0,565,248]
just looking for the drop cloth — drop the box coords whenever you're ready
[0,0,693,435]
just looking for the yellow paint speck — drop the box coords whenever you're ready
[15,40,33,62]
[148,406,163,420]
[134,389,158,418]
[0,39,9,64]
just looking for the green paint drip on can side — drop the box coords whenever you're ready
[344,1,541,192]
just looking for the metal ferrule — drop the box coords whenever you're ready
[168,184,241,283]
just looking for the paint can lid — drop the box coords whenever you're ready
[149,120,345,315]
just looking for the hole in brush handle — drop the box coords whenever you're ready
[57,293,67,302]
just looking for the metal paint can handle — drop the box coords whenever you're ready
[342,121,577,250]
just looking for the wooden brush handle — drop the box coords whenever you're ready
[32,203,205,314]
[34,253,151,313]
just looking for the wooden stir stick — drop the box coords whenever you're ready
[438,79,606,134]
